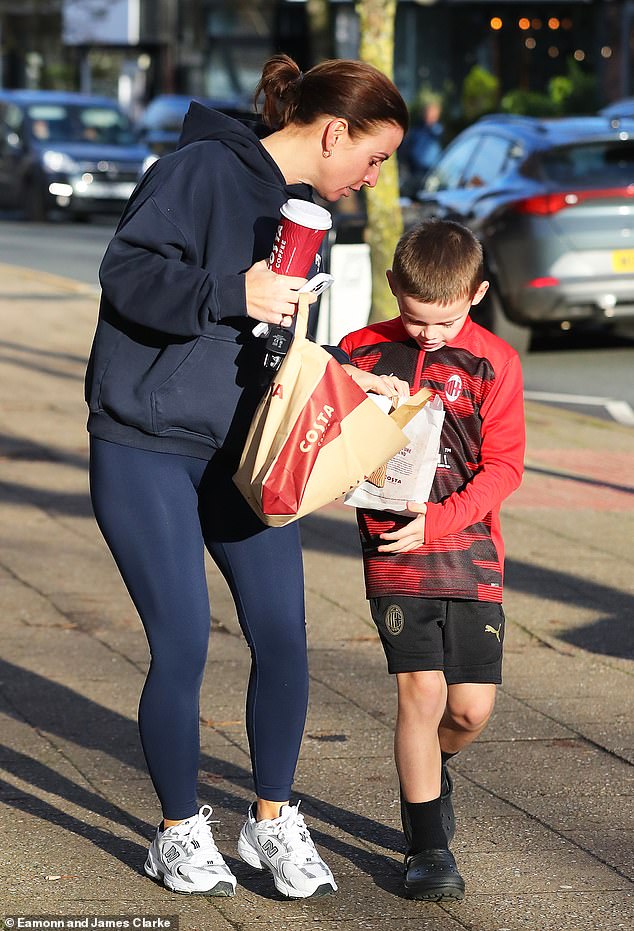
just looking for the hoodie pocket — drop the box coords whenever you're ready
[151,335,242,443]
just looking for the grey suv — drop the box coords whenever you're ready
[0,90,155,221]
[406,114,634,352]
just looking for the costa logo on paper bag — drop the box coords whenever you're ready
[299,405,335,452]
[261,358,366,515]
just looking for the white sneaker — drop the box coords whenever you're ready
[237,802,337,899]
[145,805,236,895]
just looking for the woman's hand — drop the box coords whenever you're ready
[245,260,316,327]
[377,502,427,553]
[342,365,410,400]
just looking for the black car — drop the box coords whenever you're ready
[405,113,634,352]
[136,94,264,157]
[0,89,156,221]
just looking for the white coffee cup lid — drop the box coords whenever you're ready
[280,199,332,231]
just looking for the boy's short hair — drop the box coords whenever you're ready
[391,219,484,305]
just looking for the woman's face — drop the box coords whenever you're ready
[316,121,404,203]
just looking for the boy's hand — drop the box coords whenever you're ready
[377,502,427,553]
[342,366,410,400]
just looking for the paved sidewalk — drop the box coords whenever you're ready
[0,262,632,930]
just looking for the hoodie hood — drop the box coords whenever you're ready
[178,102,294,191]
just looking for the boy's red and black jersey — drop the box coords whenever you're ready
[340,316,525,603]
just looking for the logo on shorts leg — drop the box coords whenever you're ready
[485,623,502,642]
[385,604,405,635]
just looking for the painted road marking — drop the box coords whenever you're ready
[524,391,634,427]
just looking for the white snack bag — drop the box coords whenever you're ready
[344,394,445,515]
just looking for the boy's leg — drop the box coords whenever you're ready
[439,682,497,754]
[396,670,464,900]
[437,600,504,853]
[367,593,465,902]
[395,670,447,803]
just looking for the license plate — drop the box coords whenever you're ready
[612,249,634,273]
[75,181,136,200]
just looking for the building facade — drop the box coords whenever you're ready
[0,1,631,113]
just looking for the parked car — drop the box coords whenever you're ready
[136,94,264,156]
[599,97,634,120]
[0,89,156,221]
[404,113,634,352]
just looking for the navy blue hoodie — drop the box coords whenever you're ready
[85,104,316,460]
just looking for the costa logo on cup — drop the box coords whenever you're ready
[268,199,332,278]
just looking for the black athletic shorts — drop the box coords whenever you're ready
[369,596,505,684]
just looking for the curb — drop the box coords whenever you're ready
[0,262,100,296]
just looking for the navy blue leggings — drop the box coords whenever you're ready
[89,437,308,820]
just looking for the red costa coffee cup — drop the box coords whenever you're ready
[268,199,333,277]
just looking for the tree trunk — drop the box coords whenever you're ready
[356,0,403,323]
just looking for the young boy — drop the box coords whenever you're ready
[339,219,525,901]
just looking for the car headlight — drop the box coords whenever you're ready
[142,154,159,174]
[42,150,81,174]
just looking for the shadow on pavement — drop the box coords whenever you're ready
[303,514,634,661]
[0,745,152,840]
[0,479,92,517]
[558,616,634,659]
[525,463,634,496]
[0,433,88,470]
[0,337,87,365]
[0,657,403,885]
[0,776,149,874]
[505,558,634,660]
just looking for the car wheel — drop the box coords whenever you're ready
[24,180,49,222]
[479,287,531,354]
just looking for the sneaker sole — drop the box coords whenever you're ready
[284,882,337,901]
[405,882,465,902]
[144,859,236,896]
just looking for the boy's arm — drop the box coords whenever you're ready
[423,354,525,543]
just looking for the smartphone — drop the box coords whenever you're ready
[252,273,335,337]
[298,272,334,296]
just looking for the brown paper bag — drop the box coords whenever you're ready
[233,295,409,527]
[344,391,442,513]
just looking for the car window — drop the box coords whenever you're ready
[141,99,189,132]
[26,103,136,145]
[77,107,137,144]
[539,141,634,186]
[140,97,258,133]
[461,134,513,188]
[422,136,481,193]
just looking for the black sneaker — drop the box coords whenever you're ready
[440,763,456,846]
[403,847,465,901]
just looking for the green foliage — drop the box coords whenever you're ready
[501,89,558,117]
[500,57,597,118]
[551,57,597,114]
[461,65,499,122]
[41,61,76,91]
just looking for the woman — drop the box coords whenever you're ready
[86,53,408,899]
